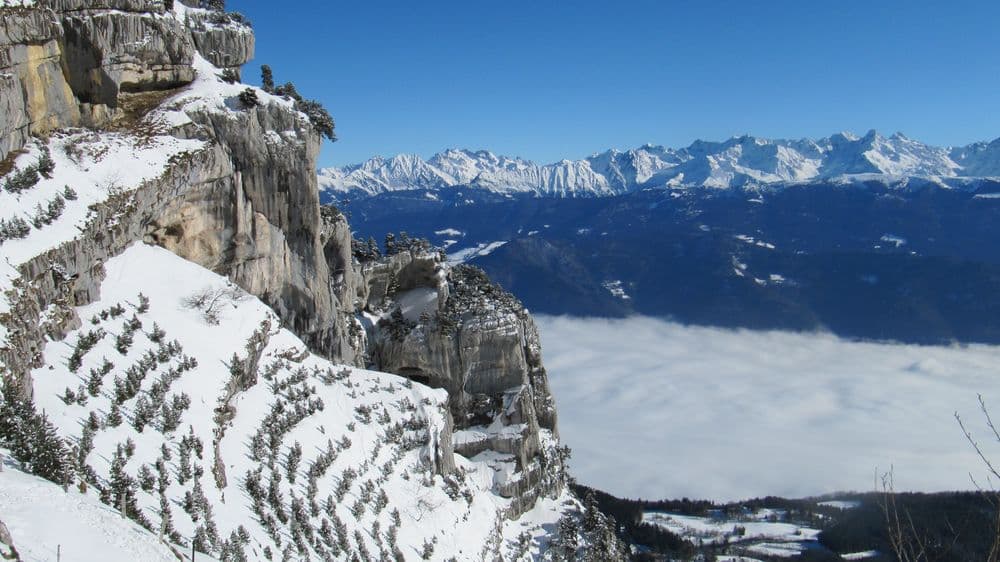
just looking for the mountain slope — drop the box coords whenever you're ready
[0,452,208,562]
[342,181,1000,345]
[0,1,622,559]
[23,242,569,560]
[319,130,1000,199]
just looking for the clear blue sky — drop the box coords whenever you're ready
[236,0,1000,168]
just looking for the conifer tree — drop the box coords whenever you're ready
[260,65,275,93]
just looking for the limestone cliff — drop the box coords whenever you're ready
[0,0,355,388]
[1,0,252,158]
[347,249,564,516]
[0,0,567,533]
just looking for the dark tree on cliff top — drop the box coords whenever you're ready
[260,65,274,93]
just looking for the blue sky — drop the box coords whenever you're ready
[237,0,1000,168]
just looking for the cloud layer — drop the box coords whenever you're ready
[536,315,1000,501]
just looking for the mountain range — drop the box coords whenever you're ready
[318,131,1000,197]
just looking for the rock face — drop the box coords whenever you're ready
[0,7,80,158]
[147,100,348,357]
[184,10,254,70]
[59,8,196,103]
[354,253,563,516]
[0,0,253,159]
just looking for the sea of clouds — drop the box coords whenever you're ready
[536,315,1000,501]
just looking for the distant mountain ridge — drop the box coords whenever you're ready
[318,130,1000,197]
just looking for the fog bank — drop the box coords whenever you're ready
[536,315,1000,501]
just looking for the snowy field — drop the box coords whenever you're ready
[536,315,1000,501]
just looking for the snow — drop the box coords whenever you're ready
[601,280,631,300]
[446,240,508,265]
[0,456,207,562]
[817,500,860,510]
[842,550,880,560]
[395,287,439,322]
[746,542,809,557]
[0,131,202,339]
[644,511,819,556]
[734,234,776,249]
[319,130,1000,198]
[0,134,201,267]
[880,234,907,247]
[24,243,572,560]
[0,47,295,343]
[732,256,748,277]
[537,315,1000,501]
[152,54,295,130]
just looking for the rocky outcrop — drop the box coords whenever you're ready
[357,254,563,516]
[0,0,253,160]
[0,7,79,158]
[184,10,253,70]
[59,8,195,104]
[320,207,365,363]
[147,100,347,356]
[0,516,15,560]
[45,0,163,11]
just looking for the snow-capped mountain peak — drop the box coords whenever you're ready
[318,131,1000,198]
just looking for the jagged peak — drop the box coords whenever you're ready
[318,130,1000,197]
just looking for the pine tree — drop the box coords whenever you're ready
[149,322,166,343]
[238,88,259,109]
[274,82,300,101]
[0,385,72,486]
[4,165,39,194]
[295,98,336,141]
[554,515,580,561]
[27,412,72,486]
[86,367,103,396]
[107,401,123,427]
[178,442,192,484]
[260,65,275,93]
[286,441,302,484]
[384,233,396,256]
[36,147,55,178]
[136,293,150,313]
[583,490,601,533]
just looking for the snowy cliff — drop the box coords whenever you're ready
[0,1,619,560]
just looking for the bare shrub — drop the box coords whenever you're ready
[181,285,248,325]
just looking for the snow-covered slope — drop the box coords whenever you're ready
[0,453,204,562]
[318,130,1000,197]
[18,242,569,560]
